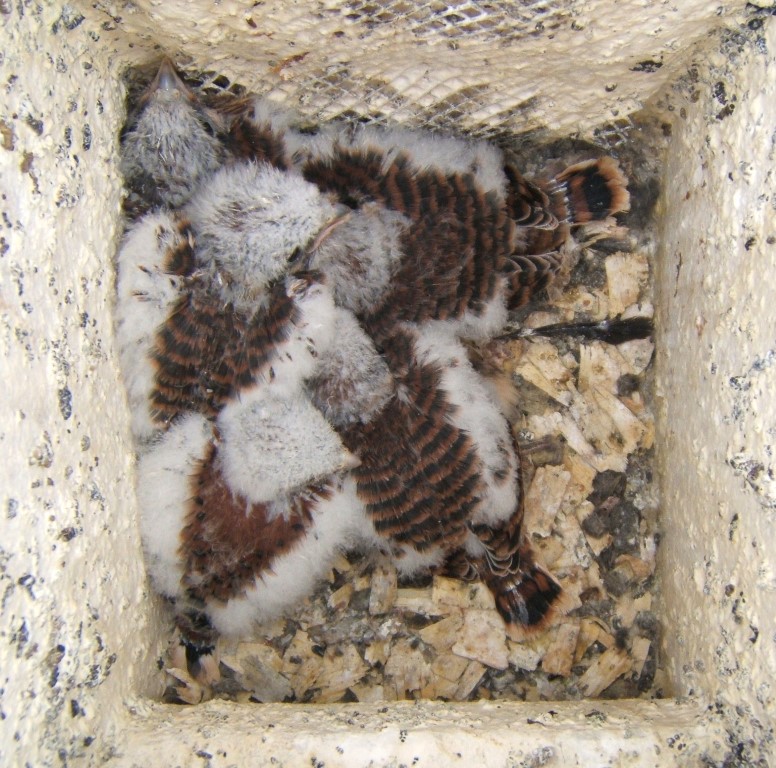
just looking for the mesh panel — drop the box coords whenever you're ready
[338,0,570,40]
[102,0,745,145]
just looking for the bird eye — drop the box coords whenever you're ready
[289,246,303,264]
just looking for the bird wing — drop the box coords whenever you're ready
[342,328,482,553]
[150,278,302,424]
[181,440,331,603]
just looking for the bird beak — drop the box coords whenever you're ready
[293,207,352,273]
[310,207,352,253]
[154,59,186,91]
[152,58,189,95]
[341,450,361,471]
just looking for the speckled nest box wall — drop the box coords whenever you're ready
[1,1,774,765]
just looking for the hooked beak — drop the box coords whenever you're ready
[341,450,362,471]
[151,58,189,95]
[304,205,352,263]
[287,202,351,274]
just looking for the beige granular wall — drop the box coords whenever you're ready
[656,12,776,743]
[0,4,166,766]
[1,1,774,766]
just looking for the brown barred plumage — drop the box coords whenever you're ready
[222,114,290,170]
[160,216,197,276]
[503,162,558,230]
[303,147,629,325]
[438,425,564,636]
[342,328,481,553]
[361,213,508,334]
[443,512,564,639]
[151,291,244,422]
[180,441,332,603]
[305,148,522,330]
[502,252,565,312]
[149,276,302,424]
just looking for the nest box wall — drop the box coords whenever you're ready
[0,1,774,765]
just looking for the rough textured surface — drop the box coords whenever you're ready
[86,0,753,141]
[656,11,776,764]
[111,698,730,768]
[2,0,775,766]
[0,4,166,768]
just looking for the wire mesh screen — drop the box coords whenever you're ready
[98,0,746,145]
[266,0,573,131]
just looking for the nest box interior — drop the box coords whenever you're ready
[1,1,774,765]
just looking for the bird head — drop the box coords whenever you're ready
[186,163,345,312]
[301,202,409,314]
[120,58,226,211]
[216,387,360,505]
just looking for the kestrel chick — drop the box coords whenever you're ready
[120,59,226,217]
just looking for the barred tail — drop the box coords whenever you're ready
[503,252,564,311]
[503,162,558,230]
[484,544,564,641]
[163,605,221,703]
[555,156,630,224]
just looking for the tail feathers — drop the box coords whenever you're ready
[163,609,221,703]
[504,163,558,230]
[521,224,569,258]
[504,252,564,311]
[485,549,565,641]
[444,532,565,639]
[555,156,630,224]
[499,315,653,345]
[174,605,221,682]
